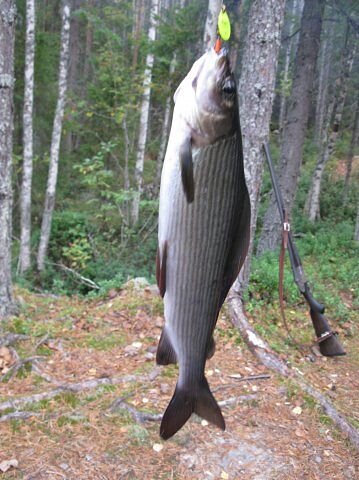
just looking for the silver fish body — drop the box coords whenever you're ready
[156,48,250,439]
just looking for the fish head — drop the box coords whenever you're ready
[194,47,237,114]
[174,47,237,144]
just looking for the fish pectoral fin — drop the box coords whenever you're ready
[156,242,167,298]
[179,138,195,203]
[160,378,225,440]
[156,327,177,365]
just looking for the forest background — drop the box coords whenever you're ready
[1,0,357,308]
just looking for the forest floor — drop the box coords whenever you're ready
[0,281,358,480]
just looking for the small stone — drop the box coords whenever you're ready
[60,463,69,471]
[201,420,209,426]
[132,341,142,349]
[314,456,322,464]
[292,406,302,415]
[220,471,229,480]
[153,443,163,452]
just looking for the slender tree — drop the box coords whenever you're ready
[306,25,356,222]
[0,0,16,317]
[203,0,222,52]
[231,0,286,292]
[131,0,159,226]
[314,16,334,145]
[37,1,71,271]
[257,0,325,254]
[19,0,36,274]
[343,94,359,204]
[278,0,299,136]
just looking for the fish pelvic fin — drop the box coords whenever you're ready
[160,377,225,440]
[156,327,177,365]
[156,241,167,298]
[179,138,195,203]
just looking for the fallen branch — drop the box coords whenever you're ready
[0,334,29,348]
[110,398,162,423]
[0,373,142,413]
[1,356,44,382]
[46,261,100,290]
[227,290,359,451]
[109,393,259,425]
[0,411,40,422]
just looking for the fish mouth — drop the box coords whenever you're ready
[216,48,236,100]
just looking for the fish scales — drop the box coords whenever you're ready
[165,135,242,384]
[156,47,250,439]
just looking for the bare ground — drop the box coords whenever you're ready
[0,283,358,479]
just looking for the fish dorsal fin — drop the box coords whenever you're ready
[179,137,195,203]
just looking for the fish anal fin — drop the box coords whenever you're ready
[156,327,177,365]
[156,242,167,298]
[180,138,195,203]
[160,378,225,440]
[206,336,216,359]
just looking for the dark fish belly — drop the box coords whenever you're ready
[163,134,246,384]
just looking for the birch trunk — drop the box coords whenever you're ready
[278,0,298,135]
[232,0,286,292]
[203,0,222,52]
[37,1,71,271]
[306,28,356,222]
[130,0,159,226]
[19,0,36,274]
[0,0,16,317]
[257,0,325,255]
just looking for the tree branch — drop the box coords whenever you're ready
[227,290,359,451]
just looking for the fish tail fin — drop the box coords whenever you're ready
[160,378,225,440]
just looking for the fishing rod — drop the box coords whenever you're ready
[263,143,346,357]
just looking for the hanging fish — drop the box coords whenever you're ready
[156,46,251,440]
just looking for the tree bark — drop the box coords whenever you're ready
[314,19,334,146]
[234,0,286,292]
[306,26,356,222]
[19,0,36,274]
[130,0,159,226]
[202,0,222,52]
[0,0,16,318]
[278,0,298,136]
[343,94,359,205]
[37,1,71,271]
[257,0,325,255]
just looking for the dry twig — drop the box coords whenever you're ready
[0,333,29,348]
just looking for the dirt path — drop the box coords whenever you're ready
[0,285,358,479]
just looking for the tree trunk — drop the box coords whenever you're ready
[155,57,176,188]
[233,0,286,292]
[19,0,36,274]
[314,20,334,145]
[202,0,222,52]
[278,0,298,136]
[0,0,16,317]
[130,0,159,226]
[257,0,325,255]
[306,25,356,222]
[132,0,146,70]
[343,95,359,205]
[37,1,71,271]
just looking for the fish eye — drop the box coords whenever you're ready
[222,78,236,95]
